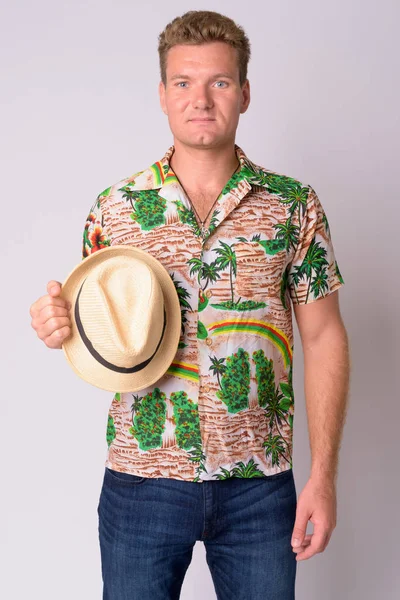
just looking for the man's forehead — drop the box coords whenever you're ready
[167,43,237,62]
[166,44,239,77]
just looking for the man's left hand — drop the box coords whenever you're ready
[291,476,337,561]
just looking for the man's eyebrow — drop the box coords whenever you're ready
[169,72,236,81]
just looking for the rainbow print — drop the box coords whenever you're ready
[207,319,293,368]
[166,361,200,382]
[150,161,178,187]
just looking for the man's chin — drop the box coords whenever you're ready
[174,134,230,149]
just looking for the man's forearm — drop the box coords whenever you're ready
[302,323,351,487]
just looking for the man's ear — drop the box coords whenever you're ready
[159,80,168,115]
[240,79,251,114]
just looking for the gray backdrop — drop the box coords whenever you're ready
[2,0,399,598]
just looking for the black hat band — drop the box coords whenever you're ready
[74,277,167,374]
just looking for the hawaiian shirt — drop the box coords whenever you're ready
[82,143,345,482]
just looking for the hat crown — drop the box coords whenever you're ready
[78,256,164,369]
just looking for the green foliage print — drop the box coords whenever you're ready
[169,390,206,483]
[197,320,208,339]
[246,170,308,222]
[172,199,202,236]
[251,349,294,468]
[129,388,167,450]
[236,234,287,256]
[170,391,202,451]
[263,433,290,467]
[198,289,209,312]
[213,458,266,480]
[120,187,167,230]
[258,237,288,254]
[220,170,248,196]
[335,260,345,284]
[252,349,275,408]
[187,444,208,482]
[280,266,290,310]
[106,414,116,448]
[170,273,191,349]
[290,238,329,303]
[216,347,251,413]
[188,240,266,310]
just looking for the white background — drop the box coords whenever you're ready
[2,0,399,598]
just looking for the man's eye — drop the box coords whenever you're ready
[215,81,228,88]
[176,82,188,87]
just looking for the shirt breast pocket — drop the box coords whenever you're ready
[234,240,287,305]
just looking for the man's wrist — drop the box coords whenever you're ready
[310,464,337,487]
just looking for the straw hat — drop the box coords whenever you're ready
[60,245,181,393]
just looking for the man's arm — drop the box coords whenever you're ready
[290,290,351,561]
[293,289,350,486]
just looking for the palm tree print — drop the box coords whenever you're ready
[246,168,308,220]
[172,199,202,236]
[335,260,344,284]
[310,264,329,299]
[263,433,290,467]
[188,257,221,291]
[213,458,265,480]
[208,354,227,387]
[170,274,192,342]
[273,217,300,251]
[130,394,142,420]
[207,210,220,236]
[89,143,345,482]
[213,241,237,303]
[302,239,329,302]
[253,349,293,467]
[280,267,290,310]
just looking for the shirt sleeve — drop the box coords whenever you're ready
[287,184,345,305]
[82,193,112,260]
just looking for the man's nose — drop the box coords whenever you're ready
[192,85,214,109]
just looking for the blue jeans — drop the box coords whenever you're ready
[97,466,297,599]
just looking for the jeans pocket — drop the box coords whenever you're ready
[105,467,148,485]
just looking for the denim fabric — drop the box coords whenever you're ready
[97,466,297,599]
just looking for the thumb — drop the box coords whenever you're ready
[291,506,309,547]
[47,280,62,296]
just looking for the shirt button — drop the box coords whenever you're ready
[206,338,212,346]
[203,385,210,393]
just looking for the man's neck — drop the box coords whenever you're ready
[169,138,240,192]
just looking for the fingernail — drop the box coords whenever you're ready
[292,538,300,546]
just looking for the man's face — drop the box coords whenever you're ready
[159,41,250,149]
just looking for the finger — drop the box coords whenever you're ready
[291,505,310,548]
[43,325,72,349]
[36,316,71,342]
[47,281,62,296]
[30,294,71,319]
[40,304,71,326]
[296,527,330,561]
[33,306,71,337]
[292,534,312,553]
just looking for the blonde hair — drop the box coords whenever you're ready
[158,10,251,87]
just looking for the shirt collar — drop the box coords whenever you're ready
[130,143,260,193]
[128,144,261,240]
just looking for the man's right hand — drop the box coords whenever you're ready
[30,281,72,349]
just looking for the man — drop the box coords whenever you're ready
[30,9,350,600]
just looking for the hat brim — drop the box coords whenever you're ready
[60,245,182,393]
